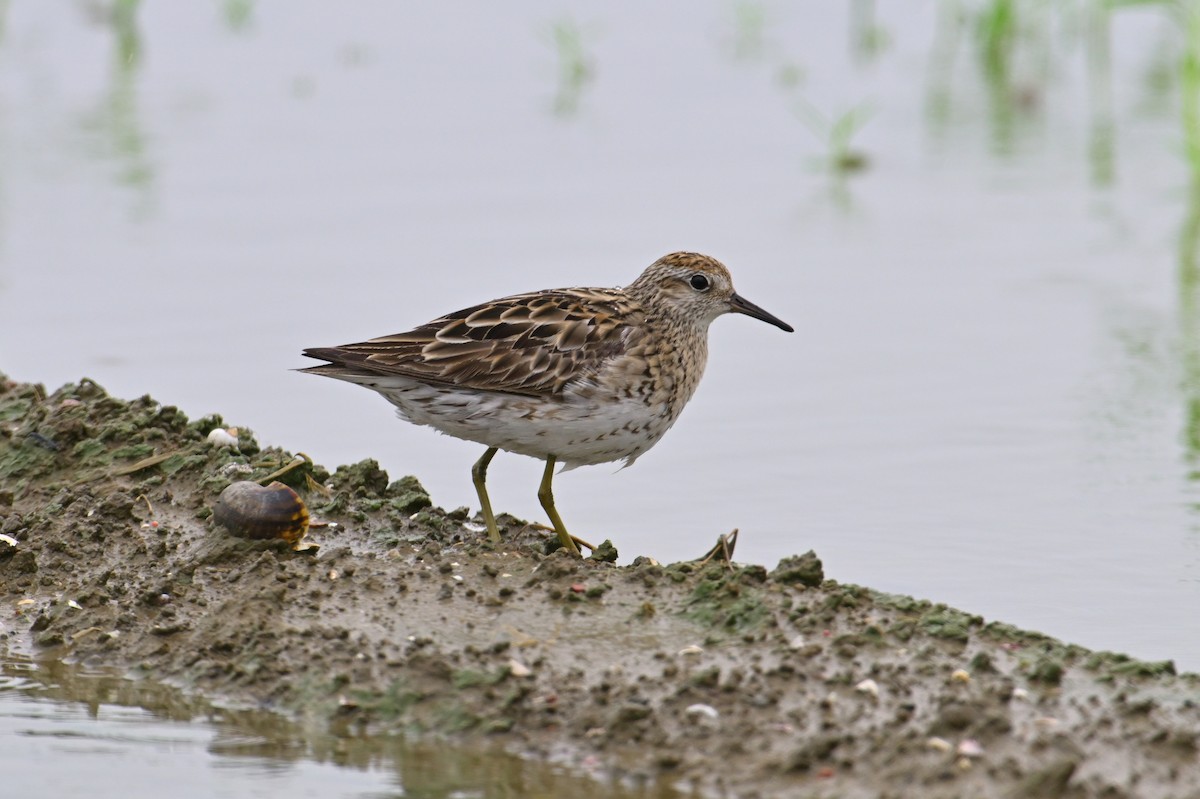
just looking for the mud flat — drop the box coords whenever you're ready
[0,374,1197,798]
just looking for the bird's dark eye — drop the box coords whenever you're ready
[689,274,710,291]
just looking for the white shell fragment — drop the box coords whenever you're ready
[684,703,719,720]
[855,678,880,698]
[0,534,17,547]
[950,669,971,683]
[957,738,984,758]
[678,645,704,656]
[926,737,953,752]
[508,659,532,677]
[206,428,240,448]
[462,522,486,533]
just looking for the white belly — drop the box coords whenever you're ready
[344,375,674,469]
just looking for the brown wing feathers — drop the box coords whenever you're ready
[301,289,638,398]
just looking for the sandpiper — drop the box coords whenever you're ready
[301,252,792,556]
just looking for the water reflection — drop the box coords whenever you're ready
[222,0,255,33]
[0,656,681,799]
[1179,185,1200,461]
[848,0,889,64]
[1085,3,1116,187]
[544,18,595,119]
[78,0,155,216]
[1177,6,1200,509]
[725,1,771,62]
[718,2,872,209]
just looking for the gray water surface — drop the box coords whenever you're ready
[1,1,1197,678]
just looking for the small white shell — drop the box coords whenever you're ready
[508,659,532,678]
[206,428,240,448]
[957,738,984,758]
[0,534,17,547]
[926,737,952,752]
[678,645,704,656]
[855,678,880,698]
[684,703,719,720]
[950,669,971,683]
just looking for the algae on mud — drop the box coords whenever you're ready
[2,373,1200,798]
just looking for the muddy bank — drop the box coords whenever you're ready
[1,374,1198,798]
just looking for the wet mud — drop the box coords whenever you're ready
[1,374,1198,798]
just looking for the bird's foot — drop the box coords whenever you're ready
[527,522,593,555]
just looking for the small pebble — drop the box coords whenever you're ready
[926,737,952,752]
[950,669,971,683]
[508,659,532,678]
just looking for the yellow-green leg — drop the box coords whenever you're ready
[538,456,581,557]
[471,447,501,543]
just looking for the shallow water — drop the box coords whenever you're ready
[0,0,1197,682]
[0,655,678,798]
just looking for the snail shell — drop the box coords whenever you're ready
[213,481,310,544]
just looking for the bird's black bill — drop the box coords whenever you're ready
[729,293,794,333]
